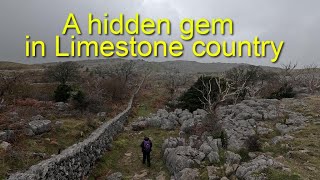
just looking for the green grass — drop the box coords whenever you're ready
[264,168,301,180]
[272,96,320,180]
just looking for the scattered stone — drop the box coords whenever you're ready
[257,126,273,135]
[306,166,316,172]
[176,168,199,180]
[271,135,294,144]
[55,102,69,111]
[155,171,166,180]
[107,172,123,180]
[0,130,14,142]
[131,121,147,131]
[31,115,44,121]
[97,112,107,117]
[133,170,148,180]
[54,121,63,128]
[28,120,52,135]
[225,151,241,165]
[282,167,291,173]
[0,141,11,151]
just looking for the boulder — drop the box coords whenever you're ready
[199,142,213,155]
[106,172,122,180]
[28,120,52,135]
[55,102,69,111]
[180,118,195,134]
[275,123,292,135]
[178,110,193,124]
[0,130,14,142]
[176,168,199,180]
[193,109,208,118]
[225,151,241,165]
[207,151,220,164]
[206,137,220,152]
[207,166,220,180]
[174,109,183,116]
[161,119,177,130]
[0,141,12,151]
[30,115,44,121]
[163,146,204,175]
[146,116,162,127]
[131,121,147,131]
[188,135,202,149]
[236,155,283,180]
[157,109,169,118]
[162,137,185,152]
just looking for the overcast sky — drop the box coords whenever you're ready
[0,0,319,67]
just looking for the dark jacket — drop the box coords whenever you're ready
[140,137,152,152]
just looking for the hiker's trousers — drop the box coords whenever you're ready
[143,151,151,166]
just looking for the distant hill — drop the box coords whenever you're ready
[0,59,281,73]
[0,61,42,71]
[77,59,281,74]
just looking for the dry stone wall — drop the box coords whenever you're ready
[8,90,139,180]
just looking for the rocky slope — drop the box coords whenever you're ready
[128,97,312,180]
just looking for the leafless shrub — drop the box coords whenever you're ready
[0,72,23,98]
[280,61,298,85]
[164,67,190,99]
[44,61,80,85]
[195,75,237,114]
[298,64,320,93]
[95,60,136,86]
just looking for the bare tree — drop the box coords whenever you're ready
[94,61,138,101]
[300,64,320,93]
[45,61,80,85]
[280,61,298,84]
[96,60,136,86]
[225,65,268,101]
[164,67,189,99]
[195,75,237,114]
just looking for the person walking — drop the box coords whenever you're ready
[140,137,152,167]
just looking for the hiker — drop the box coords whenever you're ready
[140,137,152,167]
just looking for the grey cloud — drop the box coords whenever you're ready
[0,0,319,67]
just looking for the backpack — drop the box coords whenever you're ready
[143,140,151,152]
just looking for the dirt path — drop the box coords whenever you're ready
[89,86,174,179]
[89,126,178,179]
